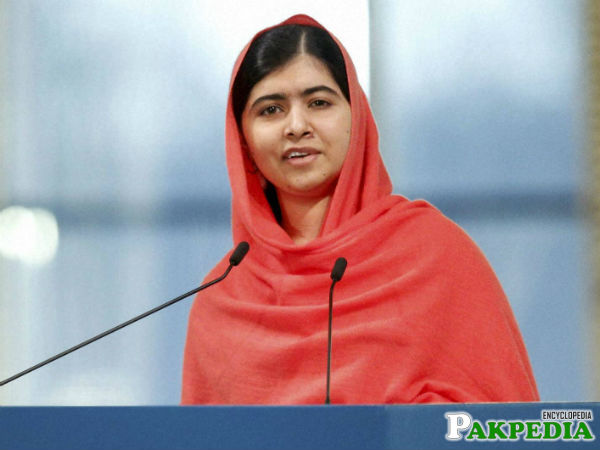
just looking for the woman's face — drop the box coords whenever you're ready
[241,54,351,200]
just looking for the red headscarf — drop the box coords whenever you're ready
[181,14,539,404]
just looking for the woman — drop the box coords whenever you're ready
[181,14,539,404]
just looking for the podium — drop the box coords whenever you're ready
[0,402,598,449]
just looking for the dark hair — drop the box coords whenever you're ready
[232,24,350,127]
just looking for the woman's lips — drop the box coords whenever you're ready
[282,147,320,165]
[285,153,319,166]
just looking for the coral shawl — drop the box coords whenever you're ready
[181,14,539,404]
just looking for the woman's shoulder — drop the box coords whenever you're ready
[381,195,473,242]
[378,195,497,276]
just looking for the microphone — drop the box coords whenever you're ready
[325,257,347,404]
[229,241,249,266]
[0,241,250,387]
[330,257,347,282]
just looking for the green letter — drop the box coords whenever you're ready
[543,422,561,439]
[562,421,573,440]
[508,421,525,439]
[525,421,543,439]
[466,421,488,440]
[487,421,508,439]
[573,422,594,440]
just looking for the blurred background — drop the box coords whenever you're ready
[0,0,597,404]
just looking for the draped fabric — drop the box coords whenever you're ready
[181,14,539,404]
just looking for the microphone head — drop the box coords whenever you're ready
[330,257,347,282]
[229,241,250,266]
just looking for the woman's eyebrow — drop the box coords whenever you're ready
[250,93,286,109]
[250,85,340,109]
[301,85,338,97]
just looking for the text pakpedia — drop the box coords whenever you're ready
[445,412,595,442]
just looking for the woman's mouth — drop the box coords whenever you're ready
[286,151,311,159]
[282,148,320,166]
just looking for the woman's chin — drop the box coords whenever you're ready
[275,179,338,201]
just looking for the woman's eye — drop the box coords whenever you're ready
[260,105,281,116]
[310,99,330,108]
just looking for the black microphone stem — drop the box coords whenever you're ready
[325,279,337,405]
[325,257,347,404]
[0,243,248,387]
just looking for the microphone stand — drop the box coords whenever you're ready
[0,242,249,387]
[325,257,347,404]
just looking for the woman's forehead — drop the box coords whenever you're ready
[246,54,340,100]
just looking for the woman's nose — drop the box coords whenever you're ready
[284,107,312,139]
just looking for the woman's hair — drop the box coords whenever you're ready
[232,24,350,127]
